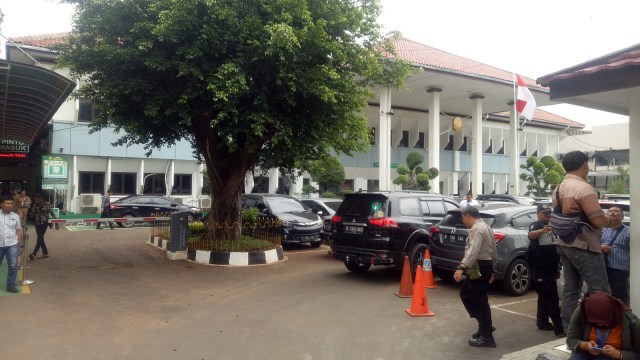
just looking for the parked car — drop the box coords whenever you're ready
[475,194,536,205]
[429,205,538,296]
[110,195,202,228]
[329,191,460,276]
[242,194,324,247]
[300,198,343,243]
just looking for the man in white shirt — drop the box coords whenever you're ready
[460,192,479,207]
[0,195,25,293]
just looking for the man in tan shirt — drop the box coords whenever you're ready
[552,151,611,331]
[454,206,498,347]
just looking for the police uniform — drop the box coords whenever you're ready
[459,219,498,346]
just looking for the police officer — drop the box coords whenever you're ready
[454,206,498,347]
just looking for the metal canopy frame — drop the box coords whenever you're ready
[0,59,76,146]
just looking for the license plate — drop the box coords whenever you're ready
[443,233,465,244]
[344,225,364,235]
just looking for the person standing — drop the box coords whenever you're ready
[528,204,565,337]
[0,195,25,293]
[552,151,612,332]
[96,189,114,230]
[28,194,58,260]
[459,191,479,207]
[16,190,31,225]
[454,206,498,347]
[600,206,630,306]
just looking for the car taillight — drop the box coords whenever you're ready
[110,204,120,209]
[429,226,440,235]
[331,215,342,223]
[494,232,506,244]
[369,217,398,228]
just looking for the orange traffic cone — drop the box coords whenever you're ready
[422,249,438,289]
[405,265,435,317]
[394,256,413,298]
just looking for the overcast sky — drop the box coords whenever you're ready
[1,0,635,128]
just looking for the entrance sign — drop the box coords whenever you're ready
[0,139,29,152]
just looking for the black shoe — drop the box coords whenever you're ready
[472,326,496,339]
[554,330,566,337]
[537,323,554,331]
[469,335,496,348]
[6,286,19,293]
[29,254,36,261]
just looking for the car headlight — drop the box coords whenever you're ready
[281,219,291,227]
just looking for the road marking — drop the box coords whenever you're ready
[490,298,537,319]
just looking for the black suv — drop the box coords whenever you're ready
[241,194,323,247]
[329,192,460,275]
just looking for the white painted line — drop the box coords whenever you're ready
[490,298,537,320]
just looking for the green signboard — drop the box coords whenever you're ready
[43,155,69,179]
[373,162,398,168]
[0,139,29,153]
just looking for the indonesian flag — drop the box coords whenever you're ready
[516,74,536,121]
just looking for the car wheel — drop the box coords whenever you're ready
[409,242,429,281]
[344,260,371,273]
[310,240,322,248]
[501,258,531,296]
[120,214,135,228]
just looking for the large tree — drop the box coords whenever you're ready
[57,0,411,239]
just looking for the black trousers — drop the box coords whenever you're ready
[96,208,114,229]
[607,267,630,306]
[460,260,494,337]
[535,269,563,332]
[33,223,49,256]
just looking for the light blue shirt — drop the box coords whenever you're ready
[600,224,630,271]
[0,210,21,247]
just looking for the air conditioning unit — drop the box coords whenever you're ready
[80,194,102,213]
[199,197,212,209]
[171,197,184,204]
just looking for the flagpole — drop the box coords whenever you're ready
[509,73,520,195]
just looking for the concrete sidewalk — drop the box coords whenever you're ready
[501,338,570,359]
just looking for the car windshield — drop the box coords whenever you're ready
[266,197,307,215]
[338,195,388,219]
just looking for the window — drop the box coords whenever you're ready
[398,198,421,216]
[512,212,538,230]
[398,130,409,147]
[367,179,379,192]
[143,173,166,194]
[173,174,192,195]
[110,173,137,195]
[79,172,105,194]
[414,132,424,148]
[78,99,94,123]
[421,200,446,217]
[443,135,454,151]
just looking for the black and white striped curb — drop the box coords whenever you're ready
[148,235,284,265]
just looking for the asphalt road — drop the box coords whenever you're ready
[1,226,561,360]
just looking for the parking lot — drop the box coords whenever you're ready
[1,226,565,360]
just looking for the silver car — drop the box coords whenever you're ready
[429,205,538,296]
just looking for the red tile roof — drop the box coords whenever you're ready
[390,37,544,90]
[8,33,68,48]
[494,108,583,128]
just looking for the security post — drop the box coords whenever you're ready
[168,211,189,260]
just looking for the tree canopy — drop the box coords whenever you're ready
[393,150,438,191]
[308,156,345,194]
[519,155,565,197]
[57,0,413,239]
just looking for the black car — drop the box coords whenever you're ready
[300,198,343,243]
[242,194,323,247]
[429,206,538,296]
[329,191,460,276]
[110,195,201,227]
[476,194,536,205]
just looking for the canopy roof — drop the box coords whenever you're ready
[0,59,75,146]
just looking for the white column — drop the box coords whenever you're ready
[509,102,520,195]
[167,160,175,196]
[106,158,112,193]
[354,177,367,192]
[244,170,255,194]
[427,87,442,193]
[71,155,78,213]
[268,168,279,194]
[470,95,484,196]
[629,87,640,312]
[138,160,145,194]
[290,172,303,197]
[379,88,392,191]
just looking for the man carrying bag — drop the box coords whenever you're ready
[551,151,612,332]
